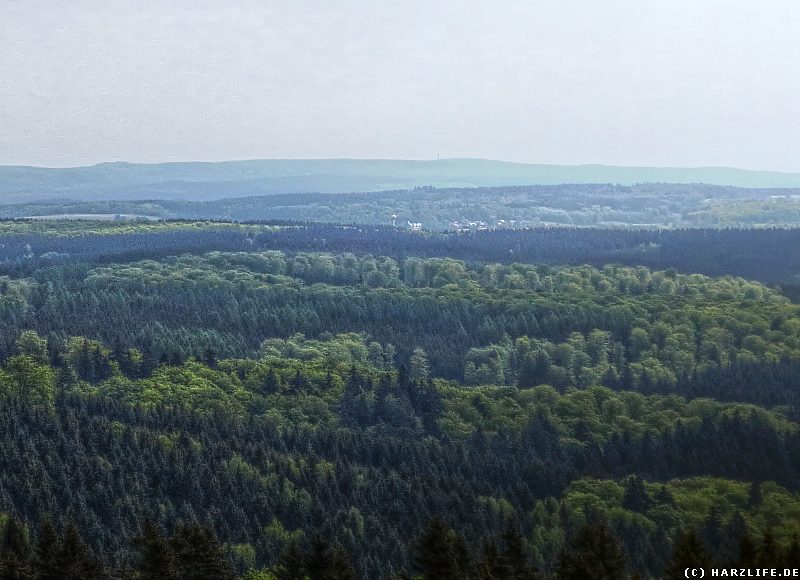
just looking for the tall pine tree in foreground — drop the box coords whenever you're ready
[169,521,234,580]
[272,535,354,580]
[757,531,779,568]
[475,540,504,580]
[54,521,104,580]
[555,520,626,580]
[274,540,306,580]
[785,535,800,568]
[736,529,758,568]
[32,520,60,580]
[499,518,539,579]
[411,517,470,580]
[134,518,175,580]
[663,529,711,580]
[0,517,32,580]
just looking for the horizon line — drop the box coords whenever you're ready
[2,157,800,175]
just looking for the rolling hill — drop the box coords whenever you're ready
[3,158,800,202]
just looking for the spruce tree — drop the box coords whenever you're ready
[261,368,280,395]
[699,505,724,555]
[747,481,763,507]
[736,530,758,568]
[202,348,218,369]
[654,485,676,508]
[134,518,174,580]
[327,546,356,580]
[32,520,60,580]
[0,517,32,580]
[274,540,306,580]
[556,520,626,580]
[409,348,430,382]
[720,511,748,564]
[500,519,538,579]
[304,534,332,579]
[476,539,503,580]
[663,529,711,580]
[622,476,652,513]
[784,535,800,568]
[411,517,460,580]
[169,522,234,580]
[724,511,748,545]
[757,531,778,568]
[55,521,104,580]
[450,531,472,579]
[473,559,496,580]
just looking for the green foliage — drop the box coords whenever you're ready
[561,477,800,548]
[0,355,55,403]
[11,182,800,228]
[78,251,800,387]
[1,221,800,578]
[0,219,270,237]
[243,570,279,580]
[438,383,794,441]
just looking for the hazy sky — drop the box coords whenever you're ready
[2,0,800,170]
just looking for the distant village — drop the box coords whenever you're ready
[393,213,518,232]
[446,218,518,232]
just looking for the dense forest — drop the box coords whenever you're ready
[5,183,800,229]
[1,220,800,285]
[0,220,798,578]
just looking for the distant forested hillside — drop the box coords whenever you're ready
[5,182,800,229]
[3,159,800,203]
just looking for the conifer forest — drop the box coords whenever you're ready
[0,219,798,578]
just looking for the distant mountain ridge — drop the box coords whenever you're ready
[2,158,800,202]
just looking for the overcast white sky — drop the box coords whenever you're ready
[2,0,799,170]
